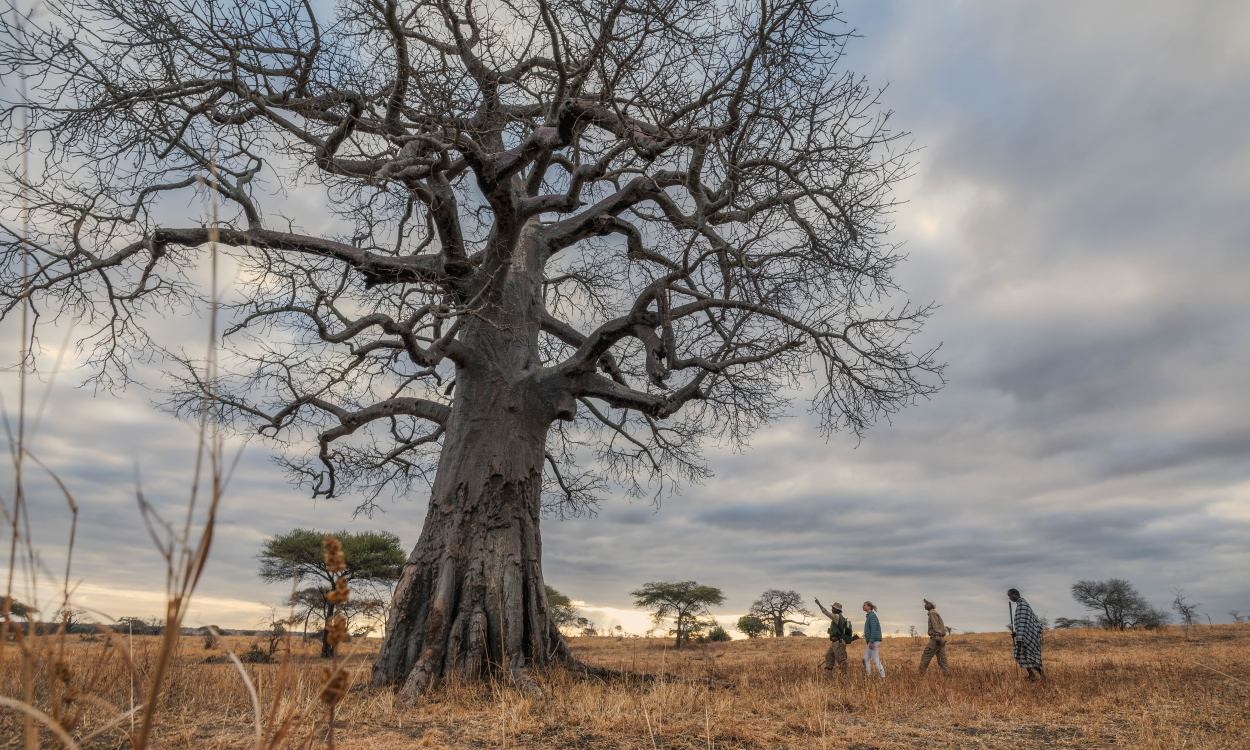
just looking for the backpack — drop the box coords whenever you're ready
[828,615,853,644]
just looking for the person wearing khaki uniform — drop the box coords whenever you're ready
[918,598,949,675]
[815,598,852,674]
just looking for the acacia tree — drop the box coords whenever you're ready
[545,585,580,632]
[749,589,813,638]
[2,599,31,638]
[1071,579,1167,630]
[53,606,90,632]
[1172,590,1200,637]
[258,529,404,656]
[632,580,724,649]
[3,599,30,623]
[1,0,940,695]
[290,587,388,641]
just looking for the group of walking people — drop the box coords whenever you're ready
[813,589,1046,681]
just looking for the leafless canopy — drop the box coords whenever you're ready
[1,0,942,513]
[749,588,812,636]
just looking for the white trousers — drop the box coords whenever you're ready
[863,641,886,677]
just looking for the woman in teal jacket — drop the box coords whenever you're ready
[862,601,886,677]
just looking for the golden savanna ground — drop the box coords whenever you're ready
[3,625,1249,749]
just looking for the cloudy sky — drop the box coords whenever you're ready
[3,1,1250,638]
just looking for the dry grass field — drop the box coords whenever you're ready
[3,624,1248,749]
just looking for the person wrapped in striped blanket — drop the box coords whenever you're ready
[1008,588,1045,681]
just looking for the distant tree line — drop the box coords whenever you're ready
[12,568,1243,653]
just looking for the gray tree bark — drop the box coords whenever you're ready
[371,228,573,697]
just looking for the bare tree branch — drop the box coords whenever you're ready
[2,0,942,507]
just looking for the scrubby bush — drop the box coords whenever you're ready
[736,615,768,639]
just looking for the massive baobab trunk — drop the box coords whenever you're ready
[372,228,571,695]
[371,380,564,694]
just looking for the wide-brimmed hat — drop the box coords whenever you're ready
[923,599,935,608]
[831,601,843,611]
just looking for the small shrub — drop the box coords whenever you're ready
[239,643,275,664]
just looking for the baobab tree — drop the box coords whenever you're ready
[0,0,941,696]
[749,589,813,638]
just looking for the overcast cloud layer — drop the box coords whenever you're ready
[4,1,1250,637]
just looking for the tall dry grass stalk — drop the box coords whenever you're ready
[0,75,356,745]
[2,12,44,747]
[8,626,1242,748]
